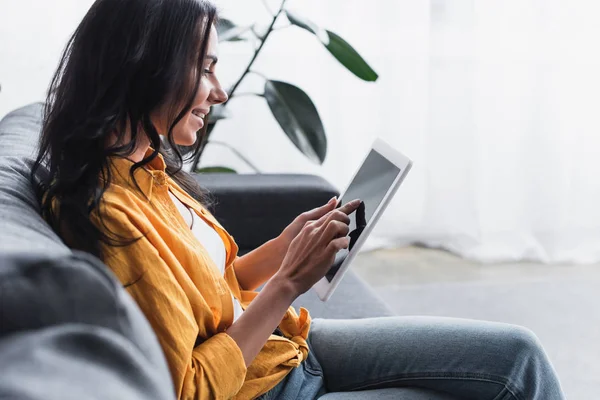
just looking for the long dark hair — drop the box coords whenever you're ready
[32,0,217,260]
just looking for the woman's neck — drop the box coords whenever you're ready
[108,130,152,163]
[129,140,151,162]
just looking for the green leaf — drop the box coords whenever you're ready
[216,18,249,42]
[195,166,237,174]
[325,30,378,82]
[264,80,327,164]
[285,11,378,82]
[285,10,326,40]
[207,104,230,124]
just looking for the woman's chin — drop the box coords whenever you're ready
[173,132,198,147]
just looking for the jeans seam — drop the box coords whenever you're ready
[339,372,522,400]
[491,387,516,400]
[304,366,324,378]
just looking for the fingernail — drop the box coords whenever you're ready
[352,199,361,205]
[329,196,337,203]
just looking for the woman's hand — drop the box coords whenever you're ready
[273,199,362,298]
[234,197,342,290]
[276,197,339,254]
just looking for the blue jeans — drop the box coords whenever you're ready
[258,317,565,400]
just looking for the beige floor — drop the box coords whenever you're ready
[352,246,600,400]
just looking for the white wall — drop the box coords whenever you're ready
[0,0,96,117]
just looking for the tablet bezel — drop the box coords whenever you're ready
[312,138,413,301]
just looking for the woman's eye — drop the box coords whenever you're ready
[204,69,213,75]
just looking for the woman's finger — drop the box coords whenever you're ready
[337,199,362,215]
[317,220,350,248]
[312,209,350,230]
[312,199,360,229]
[326,236,350,254]
[300,197,337,222]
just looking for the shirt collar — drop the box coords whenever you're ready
[107,148,167,200]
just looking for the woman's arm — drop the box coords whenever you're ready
[227,200,359,366]
[233,238,287,291]
[226,274,297,366]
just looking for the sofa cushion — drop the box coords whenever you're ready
[0,252,174,399]
[293,268,394,319]
[194,173,339,253]
[0,103,69,256]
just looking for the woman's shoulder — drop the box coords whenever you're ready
[96,183,151,228]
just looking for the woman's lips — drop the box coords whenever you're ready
[191,110,206,119]
[191,112,205,129]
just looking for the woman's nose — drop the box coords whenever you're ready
[209,84,228,105]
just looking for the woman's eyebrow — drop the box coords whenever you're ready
[206,54,218,64]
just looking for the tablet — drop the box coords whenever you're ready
[312,138,412,301]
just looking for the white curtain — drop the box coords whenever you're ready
[210,0,600,264]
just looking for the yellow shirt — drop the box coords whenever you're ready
[95,152,311,400]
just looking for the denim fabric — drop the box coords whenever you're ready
[260,317,565,400]
[258,341,326,400]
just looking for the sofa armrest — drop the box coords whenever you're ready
[193,173,339,253]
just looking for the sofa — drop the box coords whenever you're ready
[0,104,447,399]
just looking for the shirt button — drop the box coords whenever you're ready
[154,172,167,185]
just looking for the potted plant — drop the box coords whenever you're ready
[193,0,378,173]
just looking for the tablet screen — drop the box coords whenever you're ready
[325,149,402,282]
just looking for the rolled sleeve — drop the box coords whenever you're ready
[189,333,247,399]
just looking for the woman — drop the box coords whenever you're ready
[33,0,565,399]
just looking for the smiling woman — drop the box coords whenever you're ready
[33,0,221,258]
[29,0,566,399]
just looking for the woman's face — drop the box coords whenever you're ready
[153,24,227,146]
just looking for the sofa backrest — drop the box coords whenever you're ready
[0,103,71,256]
[0,104,175,395]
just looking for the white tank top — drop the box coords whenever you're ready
[168,192,244,322]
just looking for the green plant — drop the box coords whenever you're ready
[193,0,378,173]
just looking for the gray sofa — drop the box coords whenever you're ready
[0,104,441,399]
